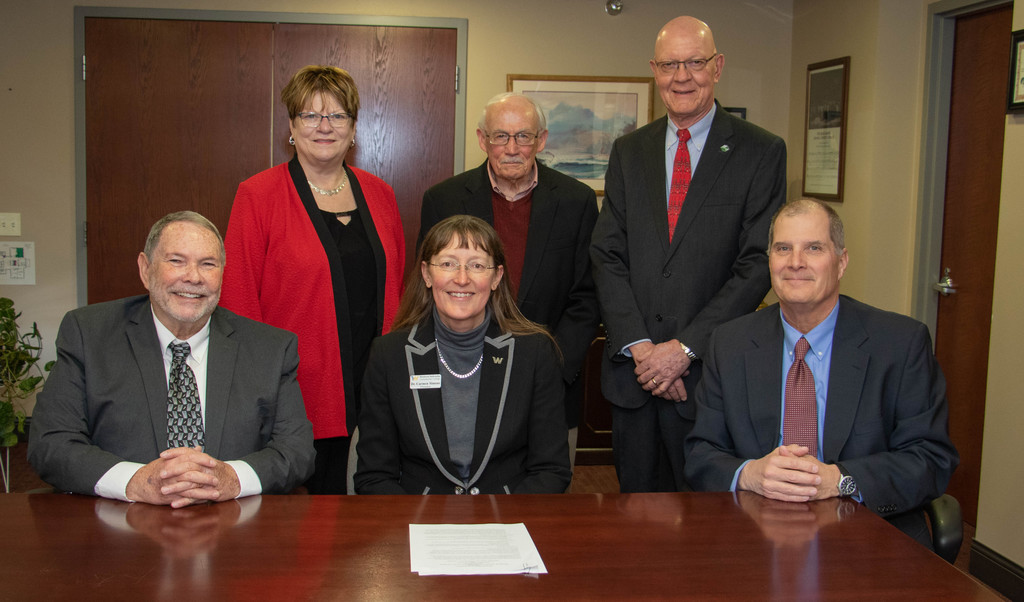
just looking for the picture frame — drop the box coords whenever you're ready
[1008,29,1024,113]
[801,57,850,202]
[723,106,747,120]
[507,74,655,194]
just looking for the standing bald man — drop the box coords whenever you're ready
[591,16,786,492]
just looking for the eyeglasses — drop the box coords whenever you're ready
[653,53,719,75]
[429,261,497,275]
[486,131,539,146]
[297,111,352,128]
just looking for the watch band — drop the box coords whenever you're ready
[679,342,699,362]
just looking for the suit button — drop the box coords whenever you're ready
[469,487,480,495]
[663,270,671,278]
[455,486,465,495]
[655,314,663,321]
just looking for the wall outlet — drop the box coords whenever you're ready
[0,213,21,236]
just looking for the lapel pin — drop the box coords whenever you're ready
[720,144,730,152]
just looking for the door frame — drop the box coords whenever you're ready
[72,6,468,307]
[911,0,1009,329]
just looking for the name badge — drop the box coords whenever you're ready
[410,374,442,389]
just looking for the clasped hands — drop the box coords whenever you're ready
[631,339,691,401]
[126,446,241,508]
[738,444,842,503]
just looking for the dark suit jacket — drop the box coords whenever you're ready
[419,161,600,427]
[28,296,316,496]
[685,296,959,526]
[591,104,786,419]
[354,316,571,495]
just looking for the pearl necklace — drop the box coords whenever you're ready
[436,344,483,379]
[307,174,348,196]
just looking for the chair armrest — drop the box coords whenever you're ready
[924,494,963,563]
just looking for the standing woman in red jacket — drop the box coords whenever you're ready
[221,65,405,493]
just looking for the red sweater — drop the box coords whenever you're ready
[221,162,405,439]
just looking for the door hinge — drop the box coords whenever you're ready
[82,55,86,81]
[82,221,87,246]
[455,65,460,93]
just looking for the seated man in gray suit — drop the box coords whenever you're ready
[29,211,315,507]
[685,198,958,546]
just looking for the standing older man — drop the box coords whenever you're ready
[29,211,315,507]
[685,199,958,546]
[591,16,786,491]
[420,93,600,464]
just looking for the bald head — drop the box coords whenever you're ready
[650,16,723,129]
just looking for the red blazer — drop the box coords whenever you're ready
[221,160,405,439]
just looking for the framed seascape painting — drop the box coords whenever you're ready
[507,74,654,194]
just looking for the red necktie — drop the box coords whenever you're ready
[782,337,818,457]
[667,128,692,242]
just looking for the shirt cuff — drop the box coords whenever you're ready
[620,338,651,357]
[228,460,262,498]
[730,460,751,492]
[95,461,145,501]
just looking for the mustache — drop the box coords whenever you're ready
[499,157,526,165]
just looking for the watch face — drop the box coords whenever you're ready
[838,475,856,497]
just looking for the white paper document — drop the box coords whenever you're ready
[409,523,547,576]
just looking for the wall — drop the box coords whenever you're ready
[0,0,794,373]
[977,1,1024,570]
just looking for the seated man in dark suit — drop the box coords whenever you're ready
[685,198,958,546]
[29,211,315,507]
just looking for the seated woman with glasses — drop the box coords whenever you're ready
[221,65,405,494]
[354,215,571,495]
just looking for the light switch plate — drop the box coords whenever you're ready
[0,213,21,236]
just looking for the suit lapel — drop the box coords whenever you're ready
[468,325,514,485]
[518,167,558,303]
[745,308,785,454]
[203,309,237,458]
[670,104,734,251]
[466,163,497,222]
[125,300,171,451]
[640,118,671,251]
[822,299,869,461]
[405,320,458,480]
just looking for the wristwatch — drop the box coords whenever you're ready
[679,342,699,362]
[836,463,857,497]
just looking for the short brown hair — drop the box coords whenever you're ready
[768,198,845,255]
[393,215,554,345]
[280,65,359,121]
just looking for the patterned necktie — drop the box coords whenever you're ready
[667,128,692,242]
[782,337,817,457]
[167,342,204,449]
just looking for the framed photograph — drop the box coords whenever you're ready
[802,57,850,202]
[1008,29,1024,113]
[507,74,654,194]
[723,106,747,120]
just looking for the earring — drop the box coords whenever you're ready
[350,139,356,148]
[289,136,295,146]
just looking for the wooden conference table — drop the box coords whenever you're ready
[2,492,997,600]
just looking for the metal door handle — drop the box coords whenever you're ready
[933,267,957,296]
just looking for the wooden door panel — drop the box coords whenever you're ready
[577,329,613,465]
[274,24,458,278]
[934,5,1011,525]
[85,18,273,303]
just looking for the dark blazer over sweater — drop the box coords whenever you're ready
[419,161,600,428]
[28,296,316,496]
[591,104,787,419]
[685,296,959,525]
[354,315,571,495]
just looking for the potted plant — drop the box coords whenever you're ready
[0,297,53,493]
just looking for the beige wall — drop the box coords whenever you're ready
[0,0,793,369]
[977,0,1024,568]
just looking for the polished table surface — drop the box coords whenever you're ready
[2,492,997,600]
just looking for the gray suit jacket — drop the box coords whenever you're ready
[419,161,600,390]
[685,296,959,523]
[354,315,571,495]
[591,104,786,419]
[28,295,315,495]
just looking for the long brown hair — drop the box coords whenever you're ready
[392,215,554,344]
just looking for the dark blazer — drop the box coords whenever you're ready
[591,104,786,419]
[354,315,571,495]
[419,161,600,427]
[685,296,959,528]
[28,296,316,496]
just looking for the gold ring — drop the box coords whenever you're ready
[651,378,658,387]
